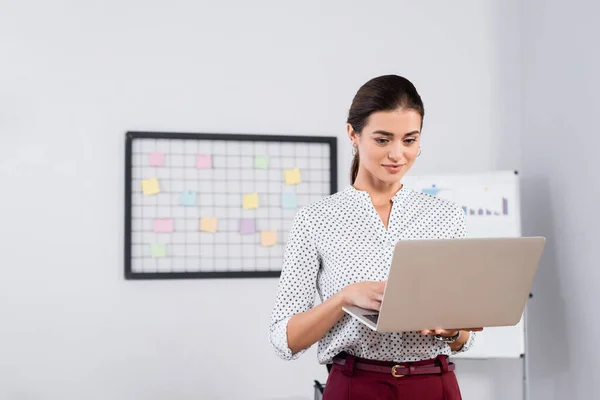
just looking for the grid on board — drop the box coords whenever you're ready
[129,137,332,274]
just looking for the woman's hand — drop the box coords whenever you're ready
[420,328,484,337]
[340,281,386,311]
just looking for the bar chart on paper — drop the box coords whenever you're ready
[406,172,521,241]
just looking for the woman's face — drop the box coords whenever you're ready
[348,107,422,185]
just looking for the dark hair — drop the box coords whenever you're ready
[347,75,425,184]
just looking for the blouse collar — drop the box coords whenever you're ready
[344,184,410,206]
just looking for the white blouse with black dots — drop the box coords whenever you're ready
[268,185,477,364]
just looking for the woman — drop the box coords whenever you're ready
[269,75,481,399]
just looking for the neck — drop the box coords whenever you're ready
[353,170,403,206]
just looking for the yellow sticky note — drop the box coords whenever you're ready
[200,217,217,233]
[243,193,259,209]
[284,168,302,185]
[142,178,160,196]
[261,231,277,247]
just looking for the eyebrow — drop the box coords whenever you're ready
[372,130,421,137]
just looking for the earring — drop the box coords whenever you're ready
[352,146,358,156]
[417,147,422,157]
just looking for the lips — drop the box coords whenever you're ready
[382,164,405,173]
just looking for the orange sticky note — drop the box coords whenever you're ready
[142,178,160,196]
[261,231,277,247]
[200,217,217,233]
[243,193,259,209]
[284,168,301,185]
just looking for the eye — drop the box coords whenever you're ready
[375,138,389,144]
[404,138,418,145]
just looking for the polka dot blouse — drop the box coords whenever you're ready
[268,185,477,364]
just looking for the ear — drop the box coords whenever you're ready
[347,123,358,147]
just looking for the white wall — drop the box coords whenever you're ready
[0,1,523,399]
[520,0,600,399]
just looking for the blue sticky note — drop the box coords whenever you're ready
[181,191,196,206]
[282,193,297,209]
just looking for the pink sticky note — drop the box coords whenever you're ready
[149,152,165,167]
[153,218,174,233]
[196,154,212,169]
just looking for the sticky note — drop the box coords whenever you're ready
[200,217,218,233]
[255,155,269,169]
[261,231,277,247]
[149,152,164,167]
[282,193,297,209]
[284,168,302,185]
[142,178,160,196]
[181,191,196,206]
[151,244,166,258]
[243,193,259,209]
[240,218,256,235]
[196,154,212,169]
[153,218,173,233]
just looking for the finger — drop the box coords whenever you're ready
[369,290,384,302]
[369,300,382,311]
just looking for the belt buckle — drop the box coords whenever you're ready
[391,365,404,378]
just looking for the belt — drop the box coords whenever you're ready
[332,355,454,378]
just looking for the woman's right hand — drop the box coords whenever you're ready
[341,281,386,311]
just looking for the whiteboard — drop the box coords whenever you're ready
[401,170,525,359]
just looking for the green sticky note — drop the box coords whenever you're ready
[151,244,166,258]
[255,155,269,169]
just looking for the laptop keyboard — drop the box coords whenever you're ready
[364,314,379,324]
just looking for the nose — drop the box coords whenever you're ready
[388,141,406,163]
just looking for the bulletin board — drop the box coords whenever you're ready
[124,131,337,280]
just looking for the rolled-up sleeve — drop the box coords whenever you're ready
[451,205,478,354]
[268,209,321,360]
[452,330,477,354]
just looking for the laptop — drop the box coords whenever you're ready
[342,237,546,332]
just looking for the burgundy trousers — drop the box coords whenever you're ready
[322,354,462,400]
